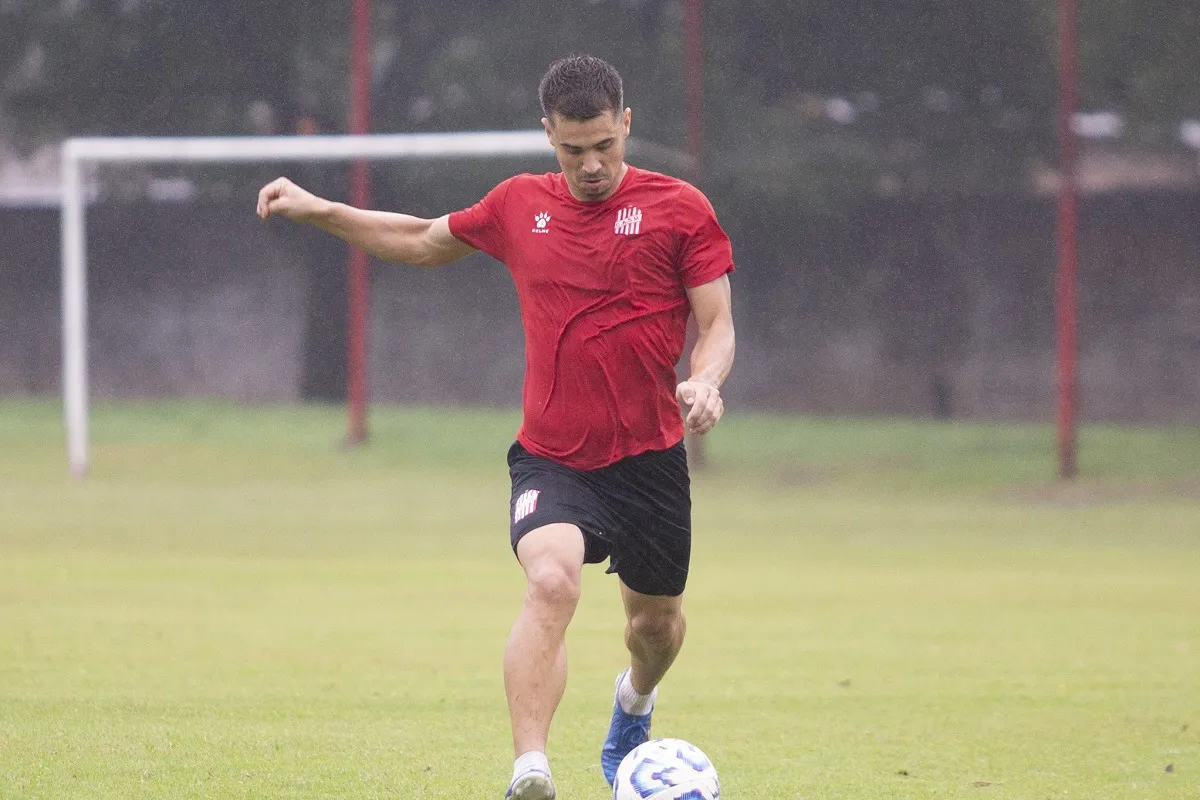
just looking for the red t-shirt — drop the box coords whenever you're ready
[448,165,734,469]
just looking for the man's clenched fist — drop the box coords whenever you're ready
[676,379,723,435]
[256,177,327,222]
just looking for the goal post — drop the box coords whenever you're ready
[59,131,696,478]
[60,131,557,478]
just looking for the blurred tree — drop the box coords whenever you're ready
[1028,0,1200,125]
[1,0,1196,206]
[702,0,1056,209]
[0,0,345,142]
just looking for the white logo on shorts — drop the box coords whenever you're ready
[513,489,541,524]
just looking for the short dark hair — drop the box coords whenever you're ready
[538,55,624,121]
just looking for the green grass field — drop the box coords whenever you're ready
[2,398,1198,799]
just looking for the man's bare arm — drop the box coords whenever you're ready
[677,274,735,435]
[256,177,475,267]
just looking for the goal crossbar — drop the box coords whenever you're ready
[63,131,554,164]
[60,130,559,477]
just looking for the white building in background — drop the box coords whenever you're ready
[3,110,1199,209]
[1031,112,1200,195]
[1181,120,1200,151]
[0,137,198,208]
[0,141,60,207]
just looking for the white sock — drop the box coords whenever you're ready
[617,669,657,715]
[513,750,550,782]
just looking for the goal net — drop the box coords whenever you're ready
[58,132,553,477]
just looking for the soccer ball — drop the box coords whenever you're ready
[612,738,720,800]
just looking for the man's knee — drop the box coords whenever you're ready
[517,523,586,609]
[525,560,582,607]
[627,604,685,647]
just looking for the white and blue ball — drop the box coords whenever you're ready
[612,738,720,800]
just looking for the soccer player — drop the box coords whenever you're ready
[256,55,735,800]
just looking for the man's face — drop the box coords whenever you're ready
[543,108,631,202]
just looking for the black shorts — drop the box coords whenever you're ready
[507,440,692,597]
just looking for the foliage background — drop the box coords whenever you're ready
[3,0,1199,212]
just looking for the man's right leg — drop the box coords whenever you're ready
[503,523,586,799]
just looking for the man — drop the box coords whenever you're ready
[256,55,735,800]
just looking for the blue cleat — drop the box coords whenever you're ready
[505,768,556,800]
[600,669,654,786]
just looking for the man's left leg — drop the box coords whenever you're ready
[621,580,687,697]
[600,581,686,785]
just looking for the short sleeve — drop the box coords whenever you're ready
[676,183,735,288]
[447,177,516,263]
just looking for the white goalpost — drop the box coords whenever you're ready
[59,130,555,478]
[59,131,692,477]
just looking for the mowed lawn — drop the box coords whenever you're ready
[1,399,1198,799]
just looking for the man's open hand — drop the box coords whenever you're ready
[676,379,724,435]
[256,177,327,222]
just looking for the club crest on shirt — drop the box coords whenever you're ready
[614,206,642,235]
[532,212,551,233]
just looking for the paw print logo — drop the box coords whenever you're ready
[532,212,551,233]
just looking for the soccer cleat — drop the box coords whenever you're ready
[601,669,654,786]
[505,768,556,800]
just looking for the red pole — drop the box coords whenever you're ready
[683,0,704,179]
[682,0,706,469]
[346,0,372,445]
[1055,0,1079,479]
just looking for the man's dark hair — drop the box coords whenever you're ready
[538,55,624,121]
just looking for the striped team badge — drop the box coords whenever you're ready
[614,206,642,235]
[513,489,541,524]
